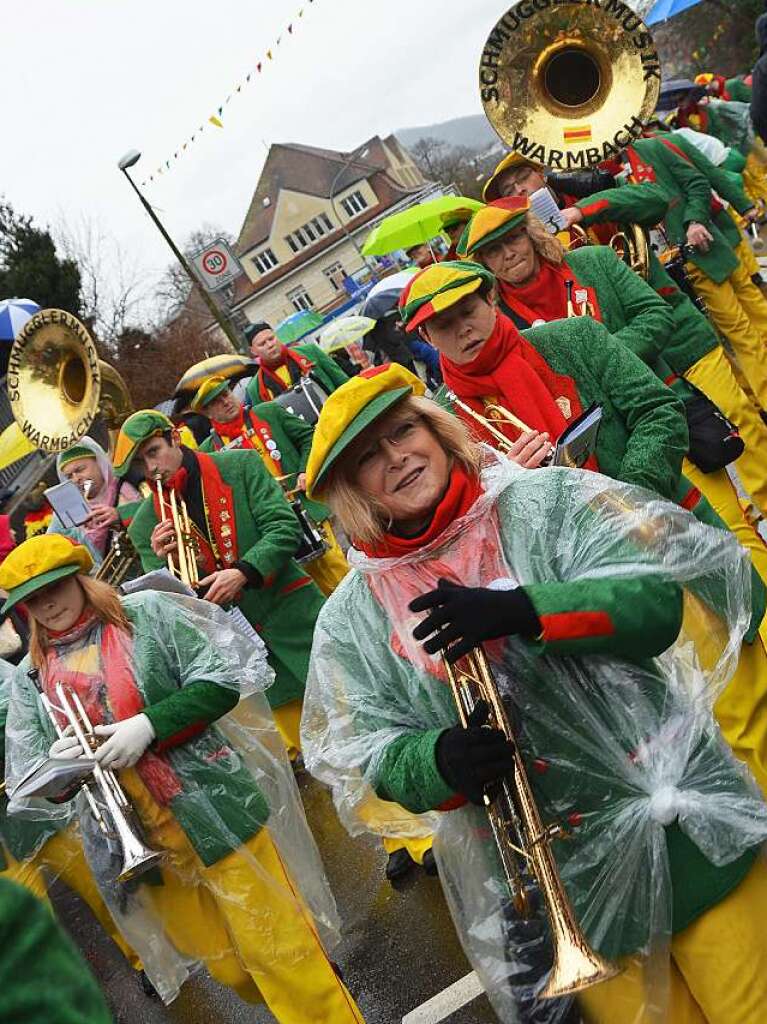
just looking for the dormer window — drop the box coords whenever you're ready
[252,248,279,274]
[340,191,368,217]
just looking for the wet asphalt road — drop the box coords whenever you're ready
[54,770,497,1023]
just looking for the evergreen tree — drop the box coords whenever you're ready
[0,200,82,315]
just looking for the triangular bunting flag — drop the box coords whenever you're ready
[209,115,224,128]
[288,24,293,33]
[267,50,273,59]
[257,62,262,72]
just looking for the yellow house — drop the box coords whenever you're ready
[230,135,435,328]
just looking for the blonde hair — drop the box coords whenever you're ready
[525,212,566,265]
[324,395,481,546]
[29,574,132,670]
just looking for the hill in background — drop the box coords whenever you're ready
[395,114,499,153]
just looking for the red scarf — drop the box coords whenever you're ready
[257,345,314,401]
[498,259,602,327]
[356,464,483,559]
[440,313,594,469]
[208,408,285,475]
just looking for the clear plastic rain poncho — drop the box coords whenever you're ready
[6,590,340,1004]
[48,436,141,562]
[303,455,767,1022]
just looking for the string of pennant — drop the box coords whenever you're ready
[141,0,315,186]
[691,18,727,64]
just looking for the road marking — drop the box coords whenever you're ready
[402,971,484,1023]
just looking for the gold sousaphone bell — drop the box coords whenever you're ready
[7,308,132,452]
[480,1,661,171]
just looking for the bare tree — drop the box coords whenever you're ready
[154,224,235,324]
[54,213,153,351]
[411,138,495,200]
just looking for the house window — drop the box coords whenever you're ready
[323,261,346,292]
[312,217,326,237]
[321,212,333,231]
[252,248,279,274]
[287,286,314,312]
[285,235,299,254]
[340,190,368,218]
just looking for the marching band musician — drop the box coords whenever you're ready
[0,656,142,977]
[587,136,767,410]
[460,197,767,583]
[485,150,767,519]
[1,534,365,1022]
[399,260,767,804]
[48,437,141,565]
[189,374,349,596]
[301,364,767,1023]
[112,410,325,761]
[246,322,349,406]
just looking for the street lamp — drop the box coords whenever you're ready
[116,149,243,352]
[329,145,378,282]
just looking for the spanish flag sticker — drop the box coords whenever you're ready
[563,125,593,145]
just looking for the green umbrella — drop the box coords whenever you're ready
[275,309,324,344]
[362,196,483,257]
[318,316,376,353]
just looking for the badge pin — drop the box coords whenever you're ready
[556,397,572,419]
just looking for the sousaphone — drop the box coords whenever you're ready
[480,2,661,170]
[7,308,132,452]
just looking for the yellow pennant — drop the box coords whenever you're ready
[209,115,224,128]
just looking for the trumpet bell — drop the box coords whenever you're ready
[480,2,660,170]
[7,309,101,453]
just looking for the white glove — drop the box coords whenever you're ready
[93,714,155,769]
[49,725,85,760]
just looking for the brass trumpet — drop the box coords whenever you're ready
[442,646,619,997]
[445,390,555,464]
[94,532,139,588]
[155,476,200,588]
[32,673,162,883]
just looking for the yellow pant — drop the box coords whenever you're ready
[714,631,767,799]
[686,261,767,409]
[681,459,767,585]
[734,235,760,280]
[304,520,349,597]
[1,827,141,970]
[122,768,364,1022]
[383,834,433,865]
[272,697,303,761]
[579,856,767,1023]
[684,345,767,514]
[744,152,767,208]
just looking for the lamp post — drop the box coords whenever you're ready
[117,150,243,352]
[329,145,378,282]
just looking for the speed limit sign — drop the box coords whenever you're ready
[192,238,243,290]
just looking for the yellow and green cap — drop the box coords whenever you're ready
[304,364,425,498]
[397,260,495,332]
[0,534,93,614]
[58,445,98,469]
[189,375,230,413]
[482,151,543,202]
[113,410,174,477]
[458,196,530,258]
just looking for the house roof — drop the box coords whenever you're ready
[235,135,402,255]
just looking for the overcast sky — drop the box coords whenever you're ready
[2,0,506,315]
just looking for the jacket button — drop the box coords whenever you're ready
[532,758,549,774]
[568,812,583,828]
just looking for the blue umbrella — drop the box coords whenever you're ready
[645,0,703,26]
[0,298,40,342]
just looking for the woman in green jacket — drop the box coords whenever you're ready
[2,534,364,1022]
[462,196,767,587]
[301,363,767,1024]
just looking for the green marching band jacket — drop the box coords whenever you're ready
[487,309,766,639]
[199,398,332,523]
[246,342,349,407]
[128,449,325,708]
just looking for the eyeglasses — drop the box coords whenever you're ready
[355,416,424,471]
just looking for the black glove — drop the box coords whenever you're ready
[435,700,516,806]
[410,578,541,664]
